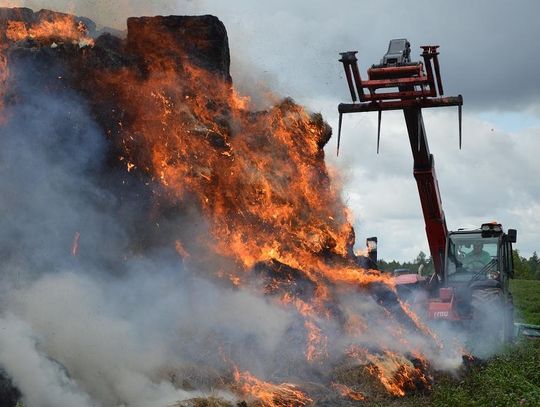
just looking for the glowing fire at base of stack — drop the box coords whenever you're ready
[233,369,312,407]
[331,383,365,401]
[346,345,432,397]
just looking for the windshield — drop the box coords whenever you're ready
[446,233,499,282]
[388,39,407,54]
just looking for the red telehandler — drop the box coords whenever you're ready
[337,39,529,342]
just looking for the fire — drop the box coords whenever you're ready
[304,319,328,362]
[5,14,94,47]
[87,18,439,401]
[98,64,357,279]
[0,11,93,118]
[347,346,432,397]
[0,38,7,121]
[0,11,449,404]
[233,368,312,407]
[331,383,365,401]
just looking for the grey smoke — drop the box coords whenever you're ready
[0,314,95,407]
[0,50,296,406]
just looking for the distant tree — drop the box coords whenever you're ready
[379,249,540,280]
[528,251,540,279]
[512,249,533,279]
[416,251,427,264]
[415,251,434,276]
[377,251,434,276]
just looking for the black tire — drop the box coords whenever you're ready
[470,288,509,355]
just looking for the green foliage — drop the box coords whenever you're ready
[511,279,540,325]
[529,252,540,279]
[512,250,540,279]
[379,250,540,280]
[513,249,533,279]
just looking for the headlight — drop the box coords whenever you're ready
[481,222,502,232]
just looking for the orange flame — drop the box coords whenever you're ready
[6,15,94,46]
[92,23,439,398]
[233,368,312,407]
[0,13,94,118]
[347,346,431,397]
[331,383,365,401]
[0,43,7,121]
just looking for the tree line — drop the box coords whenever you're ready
[377,250,540,280]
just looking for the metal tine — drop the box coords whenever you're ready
[377,109,382,154]
[337,112,343,156]
[417,111,421,151]
[458,104,462,149]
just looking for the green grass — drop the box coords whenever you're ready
[511,279,540,325]
[431,341,540,406]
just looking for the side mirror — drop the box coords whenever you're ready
[508,229,517,243]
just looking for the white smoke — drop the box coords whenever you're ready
[0,314,95,407]
[0,267,293,406]
[0,47,297,406]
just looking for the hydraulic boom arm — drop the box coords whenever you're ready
[403,107,447,275]
[337,40,462,277]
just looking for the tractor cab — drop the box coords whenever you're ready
[378,38,411,66]
[428,223,517,340]
[444,223,516,290]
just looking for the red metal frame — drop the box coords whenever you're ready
[338,44,463,278]
[339,45,446,103]
[428,287,461,320]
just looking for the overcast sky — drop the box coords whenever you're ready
[9,0,540,261]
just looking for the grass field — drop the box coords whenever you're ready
[511,279,540,325]
[430,340,540,406]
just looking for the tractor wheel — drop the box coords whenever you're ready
[470,288,508,355]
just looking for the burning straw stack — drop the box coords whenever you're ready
[0,7,453,406]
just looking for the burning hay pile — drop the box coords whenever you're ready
[0,7,461,407]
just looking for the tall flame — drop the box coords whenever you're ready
[98,60,392,289]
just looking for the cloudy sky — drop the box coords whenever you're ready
[9,0,540,261]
